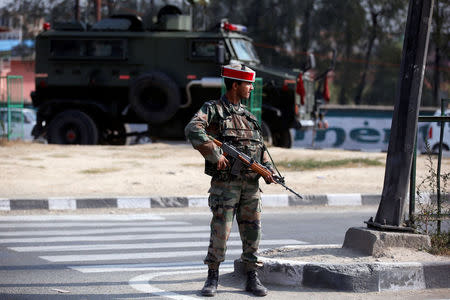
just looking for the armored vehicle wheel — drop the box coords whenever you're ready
[102,122,127,145]
[129,72,181,124]
[47,110,99,145]
[261,120,273,146]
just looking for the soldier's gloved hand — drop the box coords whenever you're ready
[273,174,284,184]
[217,155,230,170]
[263,172,277,184]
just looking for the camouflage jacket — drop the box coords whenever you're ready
[185,95,272,180]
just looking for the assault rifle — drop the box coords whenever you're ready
[211,138,303,199]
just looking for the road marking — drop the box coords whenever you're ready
[70,260,234,273]
[327,194,362,206]
[261,194,289,207]
[0,226,210,236]
[129,268,234,299]
[0,221,189,228]
[10,239,307,252]
[282,244,341,249]
[0,232,239,244]
[40,249,244,262]
[0,199,10,211]
[0,214,165,221]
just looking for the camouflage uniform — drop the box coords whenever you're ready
[185,95,272,271]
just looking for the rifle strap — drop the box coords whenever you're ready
[263,144,283,179]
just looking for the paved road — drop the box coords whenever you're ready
[0,207,448,299]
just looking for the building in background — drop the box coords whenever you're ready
[0,8,41,105]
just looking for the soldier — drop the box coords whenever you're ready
[185,64,275,297]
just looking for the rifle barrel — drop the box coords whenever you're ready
[276,178,303,199]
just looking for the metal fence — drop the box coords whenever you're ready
[0,75,24,140]
[410,98,450,233]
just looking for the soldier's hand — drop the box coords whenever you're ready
[263,173,277,184]
[217,155,230,170]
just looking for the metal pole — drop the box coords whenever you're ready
[409,135,417,227]
[6,77,10,140]
[436,99,447,233]
[367,0,434,230]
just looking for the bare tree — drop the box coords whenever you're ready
[431,0,450,106]
[354,0,406,105]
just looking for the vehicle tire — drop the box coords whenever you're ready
[261,120,273,146]
[272,129,292,148]
[47,110,99,145]
[102,122,127,145]
[129,72,181,124]
[135,133,151,144]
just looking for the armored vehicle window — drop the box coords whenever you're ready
[91,18,132,31]
[190,40,218,60]
[230,39,259,63]
[51,40,86,58]
[50,39,126,60]
[87,40,124,58]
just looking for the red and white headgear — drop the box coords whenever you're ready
[221,64,255,83]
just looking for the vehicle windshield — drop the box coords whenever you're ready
[230,39,260,63]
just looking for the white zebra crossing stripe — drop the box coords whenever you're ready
[69,260,234,273]
[40,249,244,262]
[9,239,307,252]
[1,214,308,283]
[0,226,210,236]
[0,232,239,244]
[0,221,189,228]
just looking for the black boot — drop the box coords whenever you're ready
[201,269,219,297]
[246,270,268,297]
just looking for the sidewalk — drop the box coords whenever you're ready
[235,249,450,293]
[0,193,381,210]
[145,268,450,299]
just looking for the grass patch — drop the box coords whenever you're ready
[48,153,72,158]
[19,157,42,161]
[143,154,165,159]
[277,158,383,171]
[80,167,121,174]
[181,163,203,167]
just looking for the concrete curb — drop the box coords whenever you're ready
[234,257,450,292]
[0,194,381,211]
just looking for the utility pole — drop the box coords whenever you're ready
[367,0,434,230]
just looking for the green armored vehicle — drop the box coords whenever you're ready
[32,5,333,147]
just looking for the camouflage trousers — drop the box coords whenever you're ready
[204,177,263,271]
